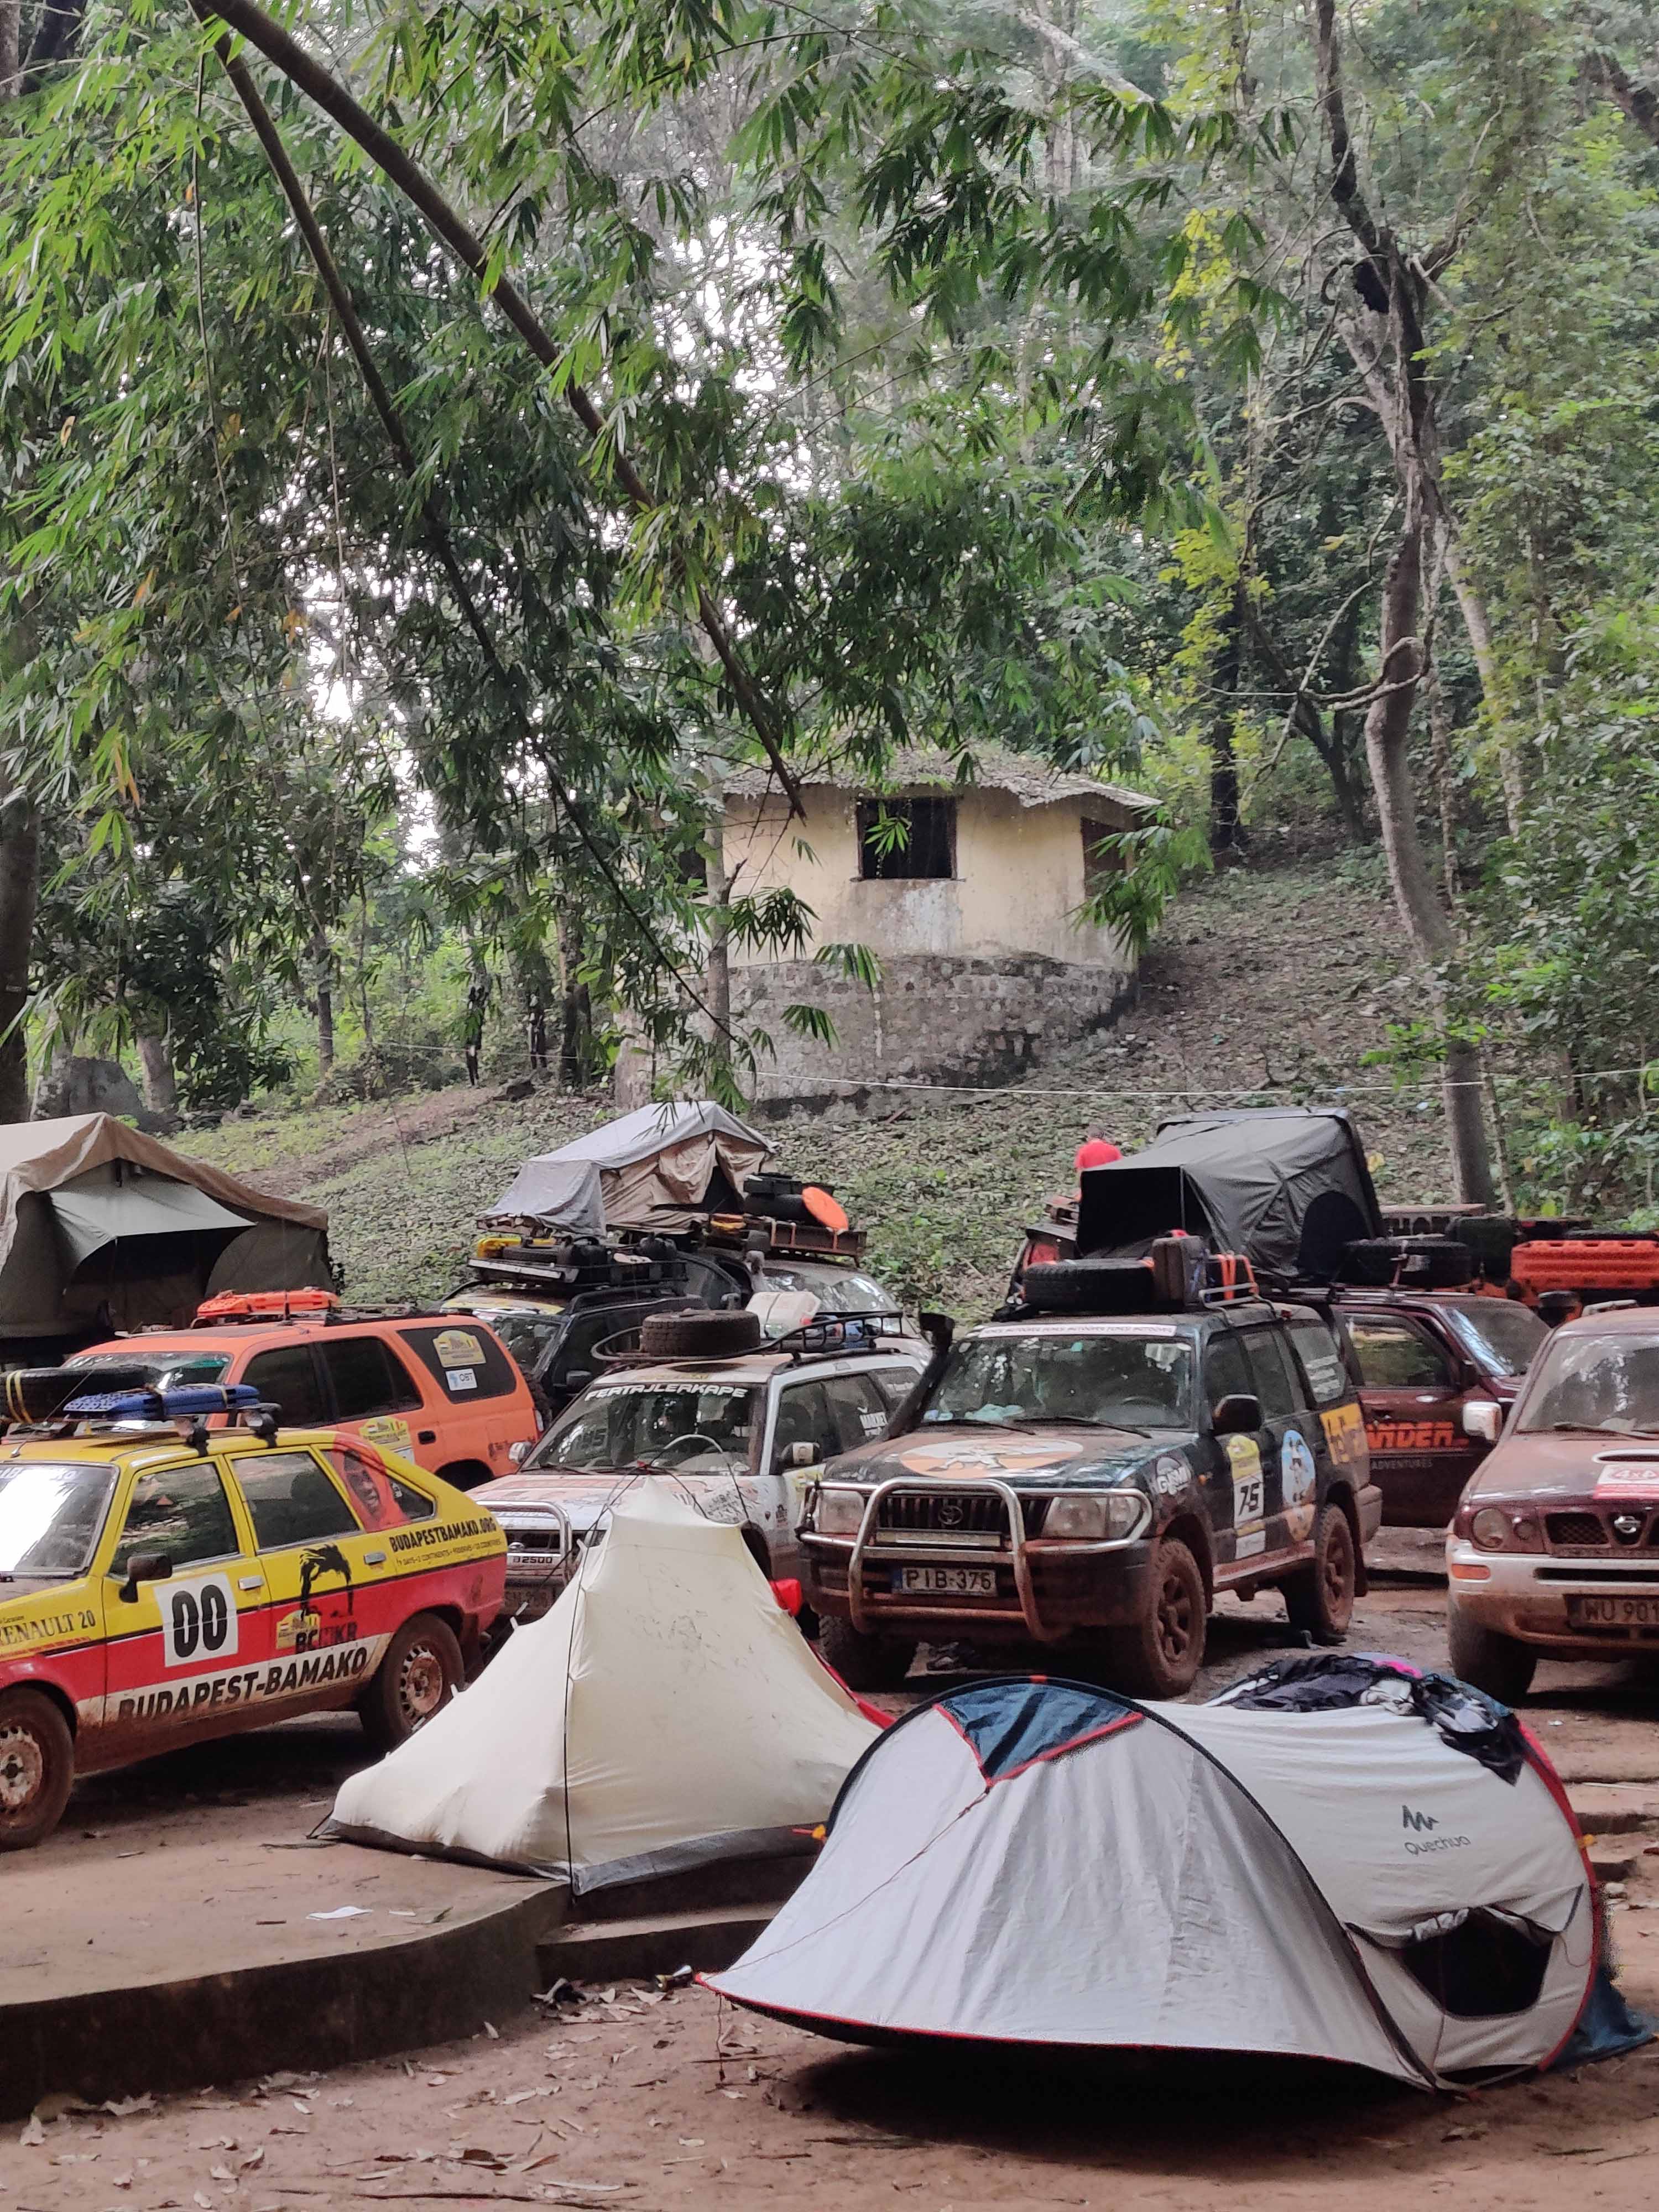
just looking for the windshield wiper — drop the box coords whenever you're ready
[1550,1422,1659,1437]
[1010,1414,1155,1437]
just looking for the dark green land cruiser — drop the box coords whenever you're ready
[800,1259,1381,1697]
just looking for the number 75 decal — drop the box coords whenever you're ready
[160,1573,241,1667]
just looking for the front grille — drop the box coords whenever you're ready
[1546,1511,1608,1549]
[875,1491,1047,1538]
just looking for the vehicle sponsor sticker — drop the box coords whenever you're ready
[1281,1428,1317,1542]
[1594,1465,1659,1499]
[158,1573,240,1668]
[1366,1418,1458,1454]
[445,1368,479,1393]
[433,1329,486,1369]
[1224,1434,1265,1559]
[1152,1453,1190,1499]
[1301,1350,1347,1402]
[113,1638,384,1725]
[897,1436,1086,1477]
[359,1415,413,1458]
[1320,1402,1367,1467]
[0,1604,98,1652]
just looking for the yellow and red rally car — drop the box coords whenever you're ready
[0,1369,506,1850]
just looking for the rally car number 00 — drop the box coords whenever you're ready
[160,1572,240,1667]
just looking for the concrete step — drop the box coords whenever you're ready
[1568,1782,1659,1837]
[536,1903,776,1986]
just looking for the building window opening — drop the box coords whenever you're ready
[857,797,956,881]
[1082,816,1125,899]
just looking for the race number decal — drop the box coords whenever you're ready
[1224,1434,1266,1559]
[160,1573,239,1668]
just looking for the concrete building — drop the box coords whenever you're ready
[722,747,1155,1104]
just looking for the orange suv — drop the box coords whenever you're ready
[70,1294,538,1492]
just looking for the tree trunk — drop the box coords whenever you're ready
[1441,539,1522,837]
[1363,522,1495,1209]
[310,929,335,1073]
[706,838,731,1045]
[135,1032,179,1115]
[0,0,19,94]
[1207,591,1246,857]
[0,776,39,1125]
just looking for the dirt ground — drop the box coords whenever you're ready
[11,1556,1659,2212]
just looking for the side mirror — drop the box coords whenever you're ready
[508,1439,531,1465]
[1463,1399,1503,1444]
[920,1311,955,1357]
[786,1441,821,1468]
[1212,1393,1262,1437]
[562,1369,593,1391]
[119,1550,173,1604]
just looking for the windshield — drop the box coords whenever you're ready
[759,1266,898,1316]
[1443,1301,1547,1380]
[530,1381,759,1475]
[922,1329,1194,1431]
[68,1350,231,1390]
[0,1462,115,1577]
[1517,1334,1659,1435]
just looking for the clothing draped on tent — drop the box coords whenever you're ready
[709,1663,1648,2085]
[327,1482,881,1891]
[480,1102,772,1239]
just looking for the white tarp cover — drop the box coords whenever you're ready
[327,1483,881,1888]
[480,1101,772,1238]
[708,1677,1597,2085]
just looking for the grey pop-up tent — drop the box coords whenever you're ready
[1076,1107,1383,1282]
[479,1100,771,1238]
[709,1662,1641,2086]
[0,1114,329,1350]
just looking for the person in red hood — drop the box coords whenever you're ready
[1075,1126,1123,1173]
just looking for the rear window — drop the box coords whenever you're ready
[400,1323,520,1402]
[1286,1319,1350,1407]
[320,1335,423,1420]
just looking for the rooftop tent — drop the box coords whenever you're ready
[1075,1107,1383,1282]
[479,1100,772,1238]
[0,1114,329,1343]
[327,1483,882,1891]
[708,1662,1636,2087]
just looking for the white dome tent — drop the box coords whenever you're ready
[327,1483,881,1891]
[708,1662,1645,2086]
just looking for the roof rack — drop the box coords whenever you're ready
[5,1376,285,1455]
[592,1311,906,1373]
[467,1234,688,1293]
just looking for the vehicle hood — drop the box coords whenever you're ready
[1467,1428,1659,1502]
[826,1422,1199,1491]
[473,1470,632,1531]
[0,1577,86,1608]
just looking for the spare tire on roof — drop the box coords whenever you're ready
[1021,1258,1156,1314]
[1338,1236,1475,1290]
[639,1308,763,1360]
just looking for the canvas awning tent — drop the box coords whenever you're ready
[1076,1107,1383,1282]
[709,1662,1641,2086]
[479,1100,771,1239]
[0,1114,330,1342]
[328,1483,882,1891]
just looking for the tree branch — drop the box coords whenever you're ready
[1308,0,1384,259]
[1582,45,1659,148]
[194,0,804,816]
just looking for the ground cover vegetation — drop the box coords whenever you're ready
[3,0,1657,1219]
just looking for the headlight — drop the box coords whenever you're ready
[1470,1507,1512,1550]
[814,1488,867,1536]
[1045,1491,1146,1541]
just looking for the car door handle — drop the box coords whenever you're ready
[418,1430,436,1444]
[363,1550,387,1565]
[238,1577,263,1591]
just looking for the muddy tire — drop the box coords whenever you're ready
[1283,1501,1357,1643]
[639,1308,761,1360]
[0,1687,75,1852]
[1447,1605,1537,1707]
[820,1613,916,1692]
[360,1612,465,1753]
[1102,1538,1207,1699]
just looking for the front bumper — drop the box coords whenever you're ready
[1447,1538,1659,1650]
[802,1476,1156,1643]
